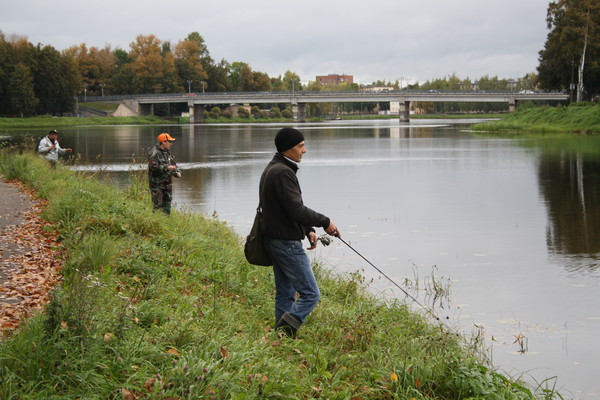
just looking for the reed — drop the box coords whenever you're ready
[0,152,566,399]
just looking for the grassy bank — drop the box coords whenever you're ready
[471,103,600,134]
[0,153,563,399]
[0,115,317,128]
[0,115,178,129]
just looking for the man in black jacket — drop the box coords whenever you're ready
[259,127,340,338]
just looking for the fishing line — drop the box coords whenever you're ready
[318,234,446,323]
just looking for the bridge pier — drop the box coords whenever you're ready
[140,103,154,116]
[398,100,410,122]
[292,102,306,122]
[188,102,205,124]
[508,98,516,113]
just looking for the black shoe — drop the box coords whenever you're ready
[275,312,302,338]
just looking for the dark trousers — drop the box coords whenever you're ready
[150,183,173,214]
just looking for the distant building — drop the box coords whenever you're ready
[360,85,393,93]
[316,74,354,86]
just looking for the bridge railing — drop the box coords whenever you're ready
[78,89,568,103]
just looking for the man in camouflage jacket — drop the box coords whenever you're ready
[148,133,182,214]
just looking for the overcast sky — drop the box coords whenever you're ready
[1,0,551,85]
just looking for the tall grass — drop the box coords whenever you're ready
[0,153,566,399]
[472,103,600,134]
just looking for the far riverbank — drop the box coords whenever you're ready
[471,103,600,134]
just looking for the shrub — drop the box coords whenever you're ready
[269,107,281,118]
[209,107,221,119]
[237,107,250,118]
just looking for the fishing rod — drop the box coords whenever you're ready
[318,234,446,323]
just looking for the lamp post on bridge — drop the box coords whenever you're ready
[186,80,193,93]
[397,77,406,93]
[508,79,517,94]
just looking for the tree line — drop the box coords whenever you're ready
[537,0,600,102]
[1,0,598,118]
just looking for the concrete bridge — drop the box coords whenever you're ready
[88,90,569,123]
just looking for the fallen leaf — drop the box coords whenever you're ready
[144,378,155,391]
[166,348,180,356]
[220,346,229,358]
[0,188,63,338]
[121,388,135,400]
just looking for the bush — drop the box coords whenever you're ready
[209,106,221,119]
[269,107,281,118]
[238,107,250,118]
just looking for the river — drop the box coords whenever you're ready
[4,119,600,399]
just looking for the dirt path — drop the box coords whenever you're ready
[0,179,63,334]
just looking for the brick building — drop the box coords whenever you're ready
[316,74,354,86]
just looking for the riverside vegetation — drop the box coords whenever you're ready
[0,152,566,399]
[471,103,600,134]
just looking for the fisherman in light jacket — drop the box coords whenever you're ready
[37,129,72,167]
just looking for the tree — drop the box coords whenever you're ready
[228,62,247,91]
[108,49,135,94]
[6,63,38,116]
[128,34,179,93]
[0,32,13,114]
[538,0,600,101]
[228,62,258,91]
[65,44,116,96]
[226,62,270,92]
[204,59,230,92]
[282,71,302,92]
[174,38,208,92]
[250,71,271,91]
[304,80,331,116]
[184,32,226,92]
[30,44,79,114]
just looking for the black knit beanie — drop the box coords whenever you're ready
[275,128,304,152]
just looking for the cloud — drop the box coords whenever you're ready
[0,0,550,84]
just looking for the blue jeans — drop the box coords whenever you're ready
[263,237,320,323]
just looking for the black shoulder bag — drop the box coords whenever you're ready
[244,205,272,266]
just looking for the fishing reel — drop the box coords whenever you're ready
[318,234,333,246]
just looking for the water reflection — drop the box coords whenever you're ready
[540,153,600,259]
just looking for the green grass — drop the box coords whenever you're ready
[0,152,566,399]
[471,103,600,134]
[0,115,179,128]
